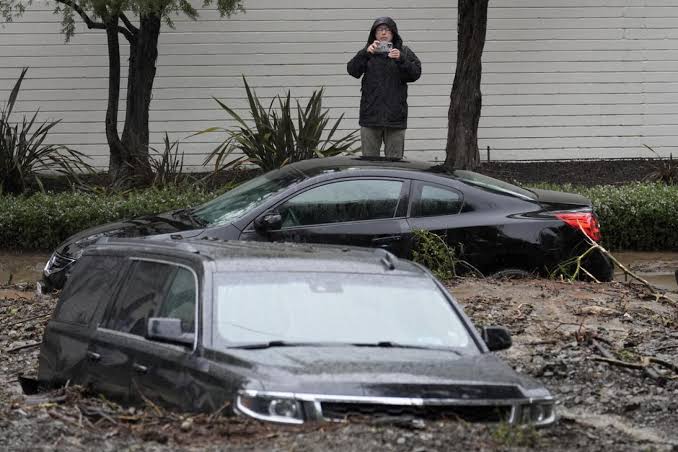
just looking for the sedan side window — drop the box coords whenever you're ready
[412,184,463,218]
[156,267,197,334]
[105,261,172,337]
[278,179,403,227]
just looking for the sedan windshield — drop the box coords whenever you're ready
[212,272,478,353]
[192,167,306,226]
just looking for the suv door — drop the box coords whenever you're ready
[130,264,207,410]
[85,259,173,403]
[38,254,127,387]
[243,178,411,256]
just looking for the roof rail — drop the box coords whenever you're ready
[375,249,397,271]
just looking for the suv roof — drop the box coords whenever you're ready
[86,237,425,276]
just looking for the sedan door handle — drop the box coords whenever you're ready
[132,363,148,374]
[371,235,402,245]
[86,351,101,362]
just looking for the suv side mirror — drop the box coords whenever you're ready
[254,212,282,231]
[482,326,512,351]
[147,317,194,346]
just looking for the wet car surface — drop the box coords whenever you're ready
[35,238,556,426]
[42,156,613,290]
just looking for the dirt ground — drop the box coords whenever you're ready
[1,267,677,451]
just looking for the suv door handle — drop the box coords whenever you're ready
[86,351,101,362]
[132,363,148,374]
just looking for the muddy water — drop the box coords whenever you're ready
[0,251,49,285]
[613,251,678,291]
[0,250,676,291]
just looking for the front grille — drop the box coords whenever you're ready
[320,402,512,423]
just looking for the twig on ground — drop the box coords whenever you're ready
[6,341,42,353]
[592,356,645,370]
[579,236,677,306]
[648,357,678,373]
[8,313,51,327]
[208,401,231,423]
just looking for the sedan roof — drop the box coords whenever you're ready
[287,156,448,178]
[89,237,425,276]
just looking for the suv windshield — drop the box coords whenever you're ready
[192,167,306,226]
[454,170,535,200]
[212,272,477,353]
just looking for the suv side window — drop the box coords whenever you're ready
[278,179,404,227]
[55,255,125,326]
[411,183,463,217]
[156,267,197,334]
[106,260,172,336]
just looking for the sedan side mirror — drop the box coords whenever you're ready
[147,317,194,346]
[254,212,282,231]
[482,326,512,351]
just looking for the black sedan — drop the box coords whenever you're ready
[42,156,613,290]
[35,238,556,425]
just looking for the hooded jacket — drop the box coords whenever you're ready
[347,17,422,129]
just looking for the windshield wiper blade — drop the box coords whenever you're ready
[172,208,207,227]
[229,340,326,350]
[352,341,463,354]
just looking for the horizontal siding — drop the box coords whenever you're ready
[2,0,678,171]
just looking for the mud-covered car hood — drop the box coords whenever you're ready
[221,346,549,398]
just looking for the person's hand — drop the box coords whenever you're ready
[388,48,401,60]
[367,40,380,54]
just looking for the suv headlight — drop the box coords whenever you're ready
[519,402,556,426]
[236,391,305,424]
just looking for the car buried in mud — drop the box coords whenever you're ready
[42,156,613,291]
[35,238,556,426]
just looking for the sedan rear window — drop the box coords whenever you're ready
[212,272,477,353]
[454,171,535,200]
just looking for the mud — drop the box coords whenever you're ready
[1,276,676,451]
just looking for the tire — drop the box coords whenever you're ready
[582,250,614,282]
[491,268,532,280]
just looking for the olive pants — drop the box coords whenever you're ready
[360,127,406,159]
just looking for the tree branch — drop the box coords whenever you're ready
[119,12,138,35]
[55,0,134,42]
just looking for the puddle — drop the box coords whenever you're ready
[612,251,678,292]
[0,251,50,285]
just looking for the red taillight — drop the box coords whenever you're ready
[555,211,602,242]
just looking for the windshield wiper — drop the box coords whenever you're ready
[352,341,463,354]
[172,208,207,227]
[229,340,332,350]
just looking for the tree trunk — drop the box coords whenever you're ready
[444,0,489,170]
[109,13,161,185]
[104,15,128,184]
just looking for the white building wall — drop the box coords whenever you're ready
[1,0,677,170]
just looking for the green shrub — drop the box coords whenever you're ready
[411,229,460,280]
[197,76,359,172]
[528,182,678,251]
[1,68,94,194]
[0,186,217,250]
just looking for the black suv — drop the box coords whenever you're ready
[37,238,556,426]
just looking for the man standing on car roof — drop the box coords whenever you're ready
[347,17,422,160]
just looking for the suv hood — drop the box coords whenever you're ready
[224,346,547,398]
